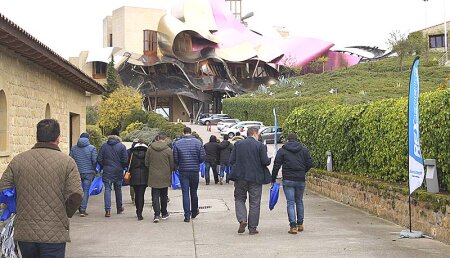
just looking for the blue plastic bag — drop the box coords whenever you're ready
[0,188,16,221]
[269,182,280,210]
[172,170,181,190]
[95,163,102,173]
[89,176,103,195]
[225,165,232,174]
[199,162,206,178]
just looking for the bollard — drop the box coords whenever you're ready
[424,159,439,193]
[326,151,333,172]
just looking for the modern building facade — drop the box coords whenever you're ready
[71,0,363,122]
[0,13,104,173]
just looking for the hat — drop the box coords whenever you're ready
[134,143,148,149]
[80,132,90,139]
[110,128,120,136]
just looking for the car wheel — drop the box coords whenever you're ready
[228,132,235,138]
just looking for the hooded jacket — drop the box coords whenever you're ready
[271,141,313,182]
[129,145,149,186]
[204,135,219,164]
[218,140,233,164]
[97,135,128,181]
[70,137,97,174]
[145,141,175,188]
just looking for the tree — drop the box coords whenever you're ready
[387,30,410,71]
[280,55,303,78]
[98,86,143,133]
[103,55,122,97]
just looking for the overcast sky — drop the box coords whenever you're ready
[0,0,448,59]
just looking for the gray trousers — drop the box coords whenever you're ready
[234,180,263,229]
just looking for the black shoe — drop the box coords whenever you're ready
[162,213,170,220]
[184,218,190,223]
[249,228,259,235]
[191,209,199,219]
[153,216,160,223]
[137,215,143,221]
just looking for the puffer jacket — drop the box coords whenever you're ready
[70,137,97,174]
[218,140,233,164]
[173,135,205,172]
[145,141,175,188]
[0,142,82,243]
[271,141,313,183]
[129,146,148,186]
[97,135,128,181]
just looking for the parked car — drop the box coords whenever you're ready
[221,121,264,137]
[199,114,231,125]
[259,126,283,144]
[217,119,240,131]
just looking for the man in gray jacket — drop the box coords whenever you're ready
[0,119,82,257]
[70,132,98,217]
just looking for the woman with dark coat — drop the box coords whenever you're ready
[128,142,149,220]
[218,134,233,184]
[203,135,220,185]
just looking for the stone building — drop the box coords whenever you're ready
[416,21,450,52]
[0,14,104,173]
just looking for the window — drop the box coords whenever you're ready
[0,90,7,153]
[143,30,158,56]
[92,62,107,79]
[429,34,447,48]
[109,34,113,47]
[173,33,192,53]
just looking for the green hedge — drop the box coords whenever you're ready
[222,96,337,126]
[284,89,450,191]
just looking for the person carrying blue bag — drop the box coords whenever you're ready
[70,132,98,217]
[218,134,233,184]
[271,133,313,235]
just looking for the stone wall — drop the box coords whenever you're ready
[0,45,88,173]
[307,169,450,245]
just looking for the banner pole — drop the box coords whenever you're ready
[409,194,412,232]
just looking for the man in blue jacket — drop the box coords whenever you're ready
[229,127,271,235]
[97,128,128,217]
[173,127,205,222]
[271,133,313,234]
[70,132,97,217]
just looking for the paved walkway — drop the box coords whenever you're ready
[66,123,450,257]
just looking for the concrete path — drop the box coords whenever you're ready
[66,123,450,257]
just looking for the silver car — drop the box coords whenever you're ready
[217,119,240,131]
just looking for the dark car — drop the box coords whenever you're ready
[259,126,283,144]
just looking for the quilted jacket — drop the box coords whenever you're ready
[70,137,97,174]
[0,142,82,243]
[173,135,205,172]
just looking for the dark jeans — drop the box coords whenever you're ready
[205,161,218,184]
[132,185,147,217]
[234,180,262,229]
[80,173,94,211]
[282,180,306,227]
[179,171,199,219]
[18,241,66,258]
[151,187,168,217]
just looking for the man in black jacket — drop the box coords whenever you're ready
[271,133,313,234]
[218,134,233,184]
[203,135,220,185]
[230,127,271,235]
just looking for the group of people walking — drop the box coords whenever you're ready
[71,128,175,222]
[0,118,313,257]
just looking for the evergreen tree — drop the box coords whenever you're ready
[103,55,121,97]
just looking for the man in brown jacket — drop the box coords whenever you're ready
[145,132,175,223]
[0,119,82,258]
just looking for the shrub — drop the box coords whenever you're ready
[122,121,144,138]
[124,125,160,144]
[121,109,148,131]
[284,89,450,191]
[86,106,99,125]
[86,125,103,150]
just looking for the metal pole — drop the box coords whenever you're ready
[444,0,448,62]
